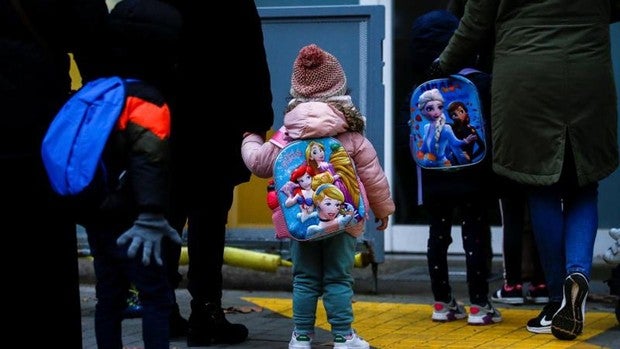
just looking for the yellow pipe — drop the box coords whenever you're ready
[179,246,292,272]
[179,246,370,272]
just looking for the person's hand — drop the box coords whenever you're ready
[375,216,389,230]
[116,213,182,266]
[464,134,478,143]
[424,59,446,80]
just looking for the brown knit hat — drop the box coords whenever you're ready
[290,44,347,98]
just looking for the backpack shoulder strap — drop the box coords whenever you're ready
[268,126,291,149]
[457,67,481,76]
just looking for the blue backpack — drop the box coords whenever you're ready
[409,71,487,170]
[41,77,127,195]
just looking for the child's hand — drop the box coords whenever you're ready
[116,213,182,266]
[375,216,389,230]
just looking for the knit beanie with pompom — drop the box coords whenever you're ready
[290,44,347,99]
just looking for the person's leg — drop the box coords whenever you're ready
[522,202,549,303]
[492,194,526,304]
[133,252,174,349]
[7,159,83,348]
[425,201,467,322]
[551,183,598,340]
[460,200,491,306]
[564,183,598,278]
[499,195,524,286]
[321,233,356,337]
[186,183,247,346]
[528,185,565,304]
[461,200,502,325]
[87,227,128,349]
[45,194,83,347]
[290,239,323,336]
[322,233,369,348]
[426,201,455,303]
[165,191,189,338]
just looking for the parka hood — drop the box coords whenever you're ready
[283,98,350,139]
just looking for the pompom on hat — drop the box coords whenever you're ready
[290,44,347,99]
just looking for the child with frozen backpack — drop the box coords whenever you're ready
[241,43,395,349]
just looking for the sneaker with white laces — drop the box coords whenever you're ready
[467,302,502,325]
[526,301,561,334]
[492,283,524,304]
[333,330,369,349]
[552,273,589,340]
[431,298,467,322]
[289,331,312,349]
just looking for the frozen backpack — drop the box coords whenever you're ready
[268,129,369,241]
[41,77,127,196]
[409,70,487,170]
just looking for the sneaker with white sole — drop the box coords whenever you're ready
[552,273,589,340]
[431,298,467,322]
[603,240,619,265]
[526,283,550,304]
[333,330,370,349]
[492,283,524,304]
[289,331,312,349]
[605,228,620,265]
[526,301,561,334]
[610,228,620,241]
[467,302,502,325]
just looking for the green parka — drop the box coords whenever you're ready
[439,0,619,186]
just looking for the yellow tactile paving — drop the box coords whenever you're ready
[243,297,617,349]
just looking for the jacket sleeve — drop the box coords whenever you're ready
[238,0,274,135]
[439,0,497,73]
[343,133,395,219]
[119,95,171,213]
[241,133,280,178]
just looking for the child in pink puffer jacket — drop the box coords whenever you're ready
[241,44,394,349]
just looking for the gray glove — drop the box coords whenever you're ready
[116,213,183,266]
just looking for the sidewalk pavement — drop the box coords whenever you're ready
[79,253,620,349]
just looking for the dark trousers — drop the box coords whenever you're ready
[3,157,83,348]
[86,223,174,349]
[167,182,235,306]
[499,190,545,286]
[426,199,492,305]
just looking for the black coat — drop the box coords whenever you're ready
[165,0,274,191]
[0,0,108,159]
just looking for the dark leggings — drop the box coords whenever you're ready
[426,199,492,305]
[500,192,546,286]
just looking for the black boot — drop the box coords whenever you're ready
[187,301,248,347]
[169,303,189,338]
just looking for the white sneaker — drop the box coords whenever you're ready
[289,331,312,349]
[333,330,370,349]
[467,302,502,325]
[431,298,467,321]
[610,228,620,241]
[603,240,619,264]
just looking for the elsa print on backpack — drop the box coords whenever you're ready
[409,74,486,169]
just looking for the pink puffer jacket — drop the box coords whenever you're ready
[241,100,395,221]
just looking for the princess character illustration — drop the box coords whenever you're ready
[416,88,477,167]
